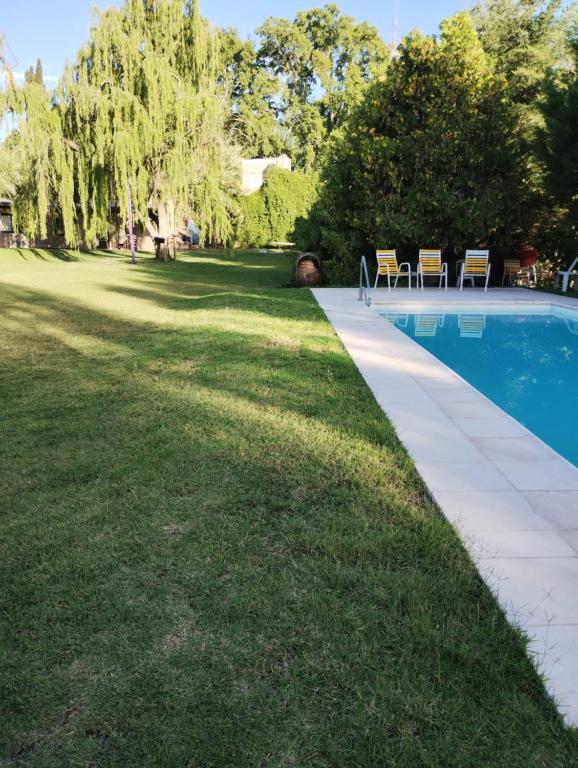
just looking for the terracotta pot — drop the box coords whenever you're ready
[295,253,322,287]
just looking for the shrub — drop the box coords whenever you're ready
[237,168,318,247]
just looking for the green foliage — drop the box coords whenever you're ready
[4,2,578,262]
[236,191,271,247]
[61,0,237,247]
[219,5,388,171]
[472,0,577,110]
[237,168,318,247]
[253,4,389,170]
[537,34,578,264]
[308,14,529,281]
[24,59,44,86]
[219,29,286,158]
[1,1,238,248]
[0,71,75,242]
[471,0,578,207]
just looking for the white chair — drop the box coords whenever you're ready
[459,250,491,292]
[557,257,578,293]
[417,249,447,290]
[374,249,412,291]
[456,259,473,287]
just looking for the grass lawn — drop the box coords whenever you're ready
[1,247,576,767]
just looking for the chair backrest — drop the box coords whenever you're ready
[503,258,521,271]
[385,313,409,328]
[376,249,398,275]
[418,249,442,273]
[415,314,442,337]
[459,314,485,339]
[464,250,489,274]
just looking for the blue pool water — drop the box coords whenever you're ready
[383,309,578,467]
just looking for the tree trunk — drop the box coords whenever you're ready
[157,200,170,260]
[155,200,177,260]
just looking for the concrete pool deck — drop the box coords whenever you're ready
[312,286,578,726]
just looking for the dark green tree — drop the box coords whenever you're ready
[309,13,529,280]
[472,1,578,256]
[538,34,578,262]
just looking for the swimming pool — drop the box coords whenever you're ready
[382,306,578,467]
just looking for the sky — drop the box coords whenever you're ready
[1,0,472,84]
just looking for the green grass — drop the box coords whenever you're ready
[0,247,576,767]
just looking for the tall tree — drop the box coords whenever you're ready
[34,58,44,86]
[309,13,528,279]
[61,0,237,255]
[1,1,238,254]
[1,39,73,240]
[538,34,578,261]
[256,4,388,169]
[472,1,578,253]
[471,0,577,110]
[219,29,286,158]
[24,59,44,86]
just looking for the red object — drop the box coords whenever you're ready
[517,244,539,268]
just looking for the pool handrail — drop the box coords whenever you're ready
[359,255,373,306]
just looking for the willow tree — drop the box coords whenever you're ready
[1,2,238,255]
[60,0,238,256]
[0,38,75,241]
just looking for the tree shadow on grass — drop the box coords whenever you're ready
[0,283,391,448]
[104,280,323,321]
[130,249,295,289]
[0,281,574,767]
[95,251,311,319]
[14,248,80,262]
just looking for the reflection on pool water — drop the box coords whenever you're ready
[382,310,578,467]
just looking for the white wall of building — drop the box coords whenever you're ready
[240,154,292,195]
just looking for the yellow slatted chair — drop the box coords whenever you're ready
[501,258,536,287]
[459,250,491,292]
[501,258,522,287]
[375,249,411,291]
[417,249,447,290]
